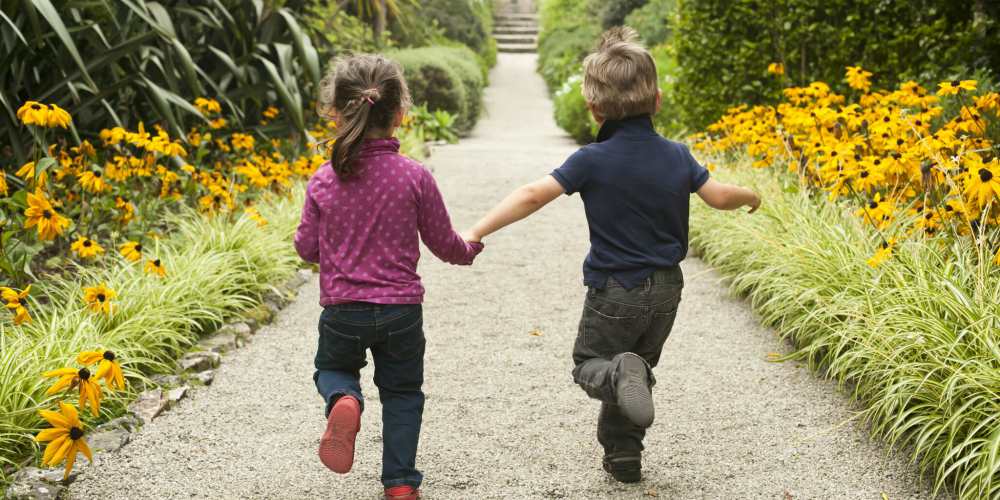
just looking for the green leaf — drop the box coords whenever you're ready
[255,54,305,137]
[28,0,98,91]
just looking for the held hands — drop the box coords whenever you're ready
[460,229,482,244]
[747,191,762,214]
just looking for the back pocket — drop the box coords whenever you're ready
[386,317,425,360]
[315,323,364,371]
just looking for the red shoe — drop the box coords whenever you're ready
[384,485,421,500]
[318,396,361,473]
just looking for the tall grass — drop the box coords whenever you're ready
[691,162,1000,499]
[0,187,303,482]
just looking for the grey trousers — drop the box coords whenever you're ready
[571,267,683,456]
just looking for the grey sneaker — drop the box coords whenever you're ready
[615,353,654,428]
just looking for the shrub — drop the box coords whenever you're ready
[674,0,1000,130]
[624,0,675,46]
[553,74,598,143]
[390,46,486,134]
[403,0,496,66]
[599,0,649,29]
[537,0,601,92]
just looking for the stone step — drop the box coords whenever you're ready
[494,20,538,29]
[497,43,537,54]
[494,34,537,44]
[493,26,538,35]
[496,13,538,21]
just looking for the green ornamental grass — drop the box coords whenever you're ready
[0,187,304,483]
[691,159,1000,499]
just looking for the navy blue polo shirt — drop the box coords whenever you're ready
[550,115,710,290]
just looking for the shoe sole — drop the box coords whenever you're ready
[616,354,654,428]
[318,399,360,473]
[603,458,642,483]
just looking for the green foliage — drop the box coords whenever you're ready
[303,2,390,57]
[0,0,322,168]
[599,0,648,29]
[624,0,675,46]
[537,0,601,93]
[0,188,303,483]
[410,0,494,57]
[692,162,1000,500]
[674,0,1000,130]
[408,104,460,144]
[553,74,598,143]
[650,43,682,137]
[390,45,486,134]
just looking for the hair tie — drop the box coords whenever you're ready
[364,96,375,106]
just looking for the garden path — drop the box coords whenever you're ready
[68,54,938,499]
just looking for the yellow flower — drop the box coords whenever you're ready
[144,258,167,278]
[99,127,127,146]
[0,169,7,196]
[70,236,105,259]
[42,365,103,417]
[767,63,784,76]
[866,240,894,268]
[77,350,126,391]
[23,189,70,241]
[77,169,109,193]
[937,79,977,96]
[16,101,49,126]
[245,207,268,227]
[1,286,32,325]
[35,402,93,479]
[194,97,222,116]
[46,104,72,128]
[119,241,143,262]
[231,133,255,152]
[845,66,872,93]
[82,284,116,315]
[263,106,280,119]
[963,160,1000,209]
[209,118,228,130]
[16,161,35,181]
[995,249,1000,266]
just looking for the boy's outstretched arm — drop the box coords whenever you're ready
[696,178,761,213]
[464,175,565,242]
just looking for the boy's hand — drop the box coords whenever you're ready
[747,192,761,214]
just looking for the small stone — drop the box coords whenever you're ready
[95,415,140,433]
[179,351,220,372]
[197,332,237,353]
[297,269,313,283]
[6,467,66,499]
[128,389,167,424]
[263,289,289,307]
[217,322,252,339]
[193,370,215,386]
[263,300,282,317]
[166,386,188,406]
[243,304,273,327]
[150,374,182,387]
[87,427,130,453]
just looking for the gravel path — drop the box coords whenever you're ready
[69,54,937,500]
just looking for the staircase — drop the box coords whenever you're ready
[494,3,538,54]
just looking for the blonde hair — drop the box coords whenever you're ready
[582,26,659,121]
[317,54,412,179]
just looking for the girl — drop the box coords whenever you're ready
[295,54,482,500]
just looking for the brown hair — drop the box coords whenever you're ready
[582,26,659,121]
[317,54,412,179]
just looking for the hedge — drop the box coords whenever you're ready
[391,45,486,134]
[674,0,1000,130]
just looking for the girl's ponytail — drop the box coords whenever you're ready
[318,54,411,179]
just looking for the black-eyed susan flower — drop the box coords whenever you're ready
[70,236,105,259]
[82,284,116,315]
[194,97,222,115]
[77,169,109,193]
[120,241,143,262]
[845,66,872,92]
[144,258,166,278]
[937,79,977,96]
[0,169,7,196]
[99,127,127,146]
[767,63,784,76]
[78,350,126,391]
[209,117,228,130]
[867,240,894,268]
[16,161,35,181]
[964,159,1000,209]
[43,365,103,416]
[35,402,92,479]
[231,133,255,152]
[23,189,70,241]
[0,285,32,325]
[46,104,72,128]
[16,101,49,126]
[994,249,1000,266]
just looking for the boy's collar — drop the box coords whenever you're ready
[595,115,656,142]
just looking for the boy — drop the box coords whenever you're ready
[462,27,761,482]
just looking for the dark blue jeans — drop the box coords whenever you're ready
[314,303,425,489]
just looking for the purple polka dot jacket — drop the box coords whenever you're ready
[294,138,483,305]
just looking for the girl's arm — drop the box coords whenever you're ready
[464,175,565,242]
[418,171,483,265]
[294,190,321,263]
